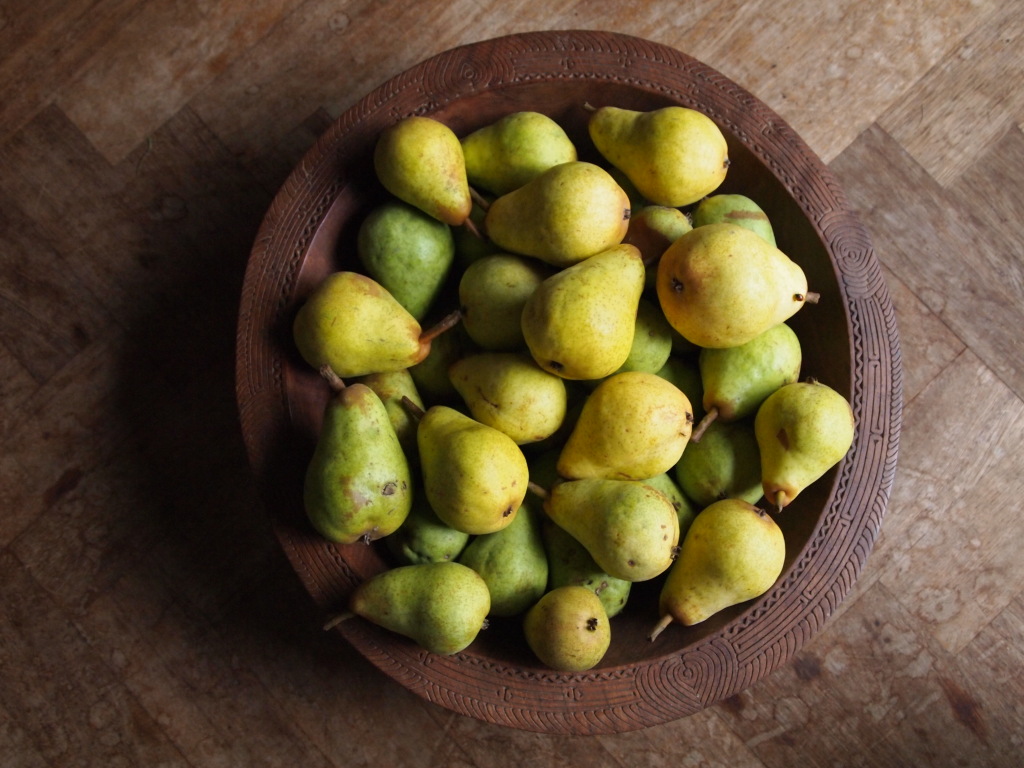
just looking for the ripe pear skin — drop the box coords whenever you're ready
[755,380,855,509]
[543,478,680,582]
[521,244,645,380]
[523,586,611,672]
[293,271,427,378]
[348,561,490,655]
[558,371,693,481]
[458,253,553,351]
[656,223,810,349]
[374,116,472,226]
[303,381,412,544]
[588,105,729,208]
[651,499,785,637]
[483,161,631,267]
[417,406,529,535]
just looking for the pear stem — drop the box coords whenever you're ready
[802,291,821,304]
[419,309,462,345]
[582,101,597,112]
[648,613,674,642]
[469,186,491,211]
[527,481,550,501]
[462,214,484,241]
[400,395,426,422]
[689,407,718,443]
[319,365,346,392]
[322,611,355,631]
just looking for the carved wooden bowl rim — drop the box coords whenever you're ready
[235,30,903,734]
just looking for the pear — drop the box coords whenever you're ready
[408,322,470,404]
[357,199,455,320]
[542,478,680,582]
[523,586,611,671]
[614,297,674,375]
[449,352,567,445]
[755,380,855,510]
[483,161,631,267]
[521,243,645,380]
[417,405,529,534]
[454,197,498,266]
[542,517,631,619]
[655,355,706,425]
[458,253,552,351]
[557,371,693,481]
[691,322,802,440]
[373,115,472,226]
[460,111,578,196]
[674,419,763,508]
[303,371,412,544]
[656,222,813,348]
[346,561,490,655]
[649,498,785,639]
[385,493,470,565]
[588,105,729,208]
[623,205,693,293]
[693,193,776,246]
[354,368,424,459]
[458,500,548,617]
[641,472,698,540]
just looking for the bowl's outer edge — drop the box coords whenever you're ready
[235,29,903,734]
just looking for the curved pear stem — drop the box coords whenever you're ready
[419,309,462,345]
[648,613,674,642]
[469,186,490,211]
[689,406,719,443]
[322,611,354,631]
[319,365,346,392]
[462,214,484,241]
[527,481,550,501]
[801,291,821,304]
[582,101,597,112]
[400,395,426,422]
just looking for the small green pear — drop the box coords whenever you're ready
[460,111,578,196]
[674,419,763,508]
[693,193,776,246]
[484,161,631,267]
[417,405,529,535]
[755,380,855,509]
[557,371,693,481]
[588,105,729,208]
[373,115,472,226]
[449,352,567,445]
[408,322,470,404]
[542,478,680,582]
[541,517,631,619]
[649,499,785,639]
[523,586,611,671]
[303,372,412,544]
[657,223,812,348]
[357,199,455,320]
[614,297,675,375]
[521,243,646,380]
[346,561,490,655]
[458,254,553,351]
[354,368,425,459]
[385,493,470,565]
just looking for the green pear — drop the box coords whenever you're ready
[408,322,471,404]
[354,368,424,459]
[691,322,802,440]
[641,472,698,540]
[347,561,490,655]
[449,352,567,445]
[693,193,776,246]
[523,586,611,671]
[657,223,812,348]
[557,371,693,481]
[521,243,645,380]
[614,297,674,375]
[417,405,529,534]
[541,518,631,618]
[754,380,855,510]
[458,253,553,351]
[385,493,470,565]
[650,499,785,638]
[454,197,499,266]
[542,478,680,582]
[588,105,729,208]
[373,115,472,226]
[458,500,548,617]
[357,199,455,320]
[303,372,412,544]
[655,355,706,425]
[674,419,763,508]
[483,161,631,267]
[460,111,578,196]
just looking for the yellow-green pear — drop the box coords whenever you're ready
[541,517,631,619]
[588,105,729,207]
[557,371,693,481]
[649,499,785,639]
[657,223,812,348]
[385,493,470,565]
[693,193,776,246]
[641,472,698,540]
[483,161,631,267]
[460,111,577,196]
[521,244,645,380]
[674,419,763,508]
[614,297,675,375]
[374,115,472,226]
[755,380,855,510]
[346,561,490,655]
[354,368,425,459]
[523,586,611,671]
[458,254,553,351]
[417,405,529,534]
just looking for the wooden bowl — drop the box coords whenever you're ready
[235,30,902,734]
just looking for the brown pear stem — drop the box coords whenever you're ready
[322,611,354,631]
[582,101,597,112]
[527,481,550,501]
[419,309,462,345]
[648,613,674,642]
[469,186,491,211]
[689,406,719,443]
[319,365,346,392]
[400,395,426,421]
[802,291,820,304]
[462,214,484,241]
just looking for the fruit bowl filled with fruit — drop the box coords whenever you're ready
[236,30,902,734]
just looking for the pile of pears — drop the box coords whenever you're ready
[295,104,855,671]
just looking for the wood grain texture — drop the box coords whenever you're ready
[1,0,1021,762]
